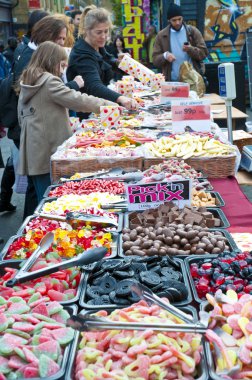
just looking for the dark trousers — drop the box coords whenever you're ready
[23,176,38,220]
[0,157,15,204]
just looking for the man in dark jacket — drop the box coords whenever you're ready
[153,3,208,81]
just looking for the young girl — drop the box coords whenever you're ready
[18,41,116,202]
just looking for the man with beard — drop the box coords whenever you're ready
[152,3,208,81]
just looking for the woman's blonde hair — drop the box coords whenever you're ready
[20,41,68,86]
[78,6,113,38]
[54,13,75,47]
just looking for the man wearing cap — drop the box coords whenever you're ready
[153,3,208,81]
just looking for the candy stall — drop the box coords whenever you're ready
[1,57,252,380]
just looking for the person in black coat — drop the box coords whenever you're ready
[67,6,138,120]
[3,37,18,65]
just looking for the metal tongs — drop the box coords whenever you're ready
[37,212,118,229]
[101,201,127,210]
[6,232,108,287]
[67,282,209,333]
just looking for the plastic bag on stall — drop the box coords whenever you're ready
[179,61,205,98]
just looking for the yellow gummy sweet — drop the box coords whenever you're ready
[148,365,162,375]
[85,350,100,360]
[216,356,226,372]
[158,334,181,350]
[105,359,113,371]
[176,351,195,368]
[236,337,245,347]
[82,369,95,379]
[238,317,250,336]
[191,335,202,351]
[222,323,233,335]
[227,291,238,305]
[227,349,238,365]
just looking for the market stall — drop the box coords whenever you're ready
[0,60,251,380]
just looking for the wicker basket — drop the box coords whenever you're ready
[51,157,143,184]
[143,155,237,178]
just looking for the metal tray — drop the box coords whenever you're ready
[0,232,119,261]
[43,178,126,198]
[193,191,225,208]
[200,300,245,380]
[118,229,238,260]
[79,256,192,309]
[65,306,209,380]
[17,212,124,234]
[124,207,230,229]
[184,255,219,304]
[35,196,126,216]
[0,259,85,306]
[197,178,213,191]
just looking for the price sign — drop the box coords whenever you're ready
[125,179,191,211]
[172,99,211,132]
[161,82,190,104]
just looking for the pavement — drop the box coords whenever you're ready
[0,110,252,251]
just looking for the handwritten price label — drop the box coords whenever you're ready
[161,82,190,99]
[172,100,211,132]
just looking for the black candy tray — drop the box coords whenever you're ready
[79,256,193,309]
[0,259,85,306]
[65,306,209,380]
[124,207,230,229]
[119,228,238,260]
[16,212,124,234]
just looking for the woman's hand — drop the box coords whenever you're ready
[117,96,138,110]
[74,75,84,89]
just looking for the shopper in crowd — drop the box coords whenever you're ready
[143,25,157,69]
[0,15,84,218]
[55,13,75,48]
[67,6,138,120]
[153,3,208,81]
[3,37,18,65]
[0,50,11,79]
[71,10,82,40]
[14,10,49,60]
[0,10,49,215]
[0,40,4,53]
[18,41,116,202]
[108,35,130,80]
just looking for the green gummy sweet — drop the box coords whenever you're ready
[0,359,11,374]
[0,336,28,355]
[51,327,74,345]
[28,292,41,305]
[39,354,60,377]
[7,317,15,327]
[7,372,18,379]
[7,303,30,315]
[47,303,63,316]
[46,251,60,260]
[32,313,58,323]
[52,309,70,324]
[5,328,30,340]
[14,347,26,360]
[8,297,26,304]
[0,296,7,305]
[31,335,43,345]
[33,322,46,335]
[72,279,77,288]
[51,278,60,285]
[61,280,69,290]
[34,282,46,289]
[69,269,79,281]
[57,354,63,366]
